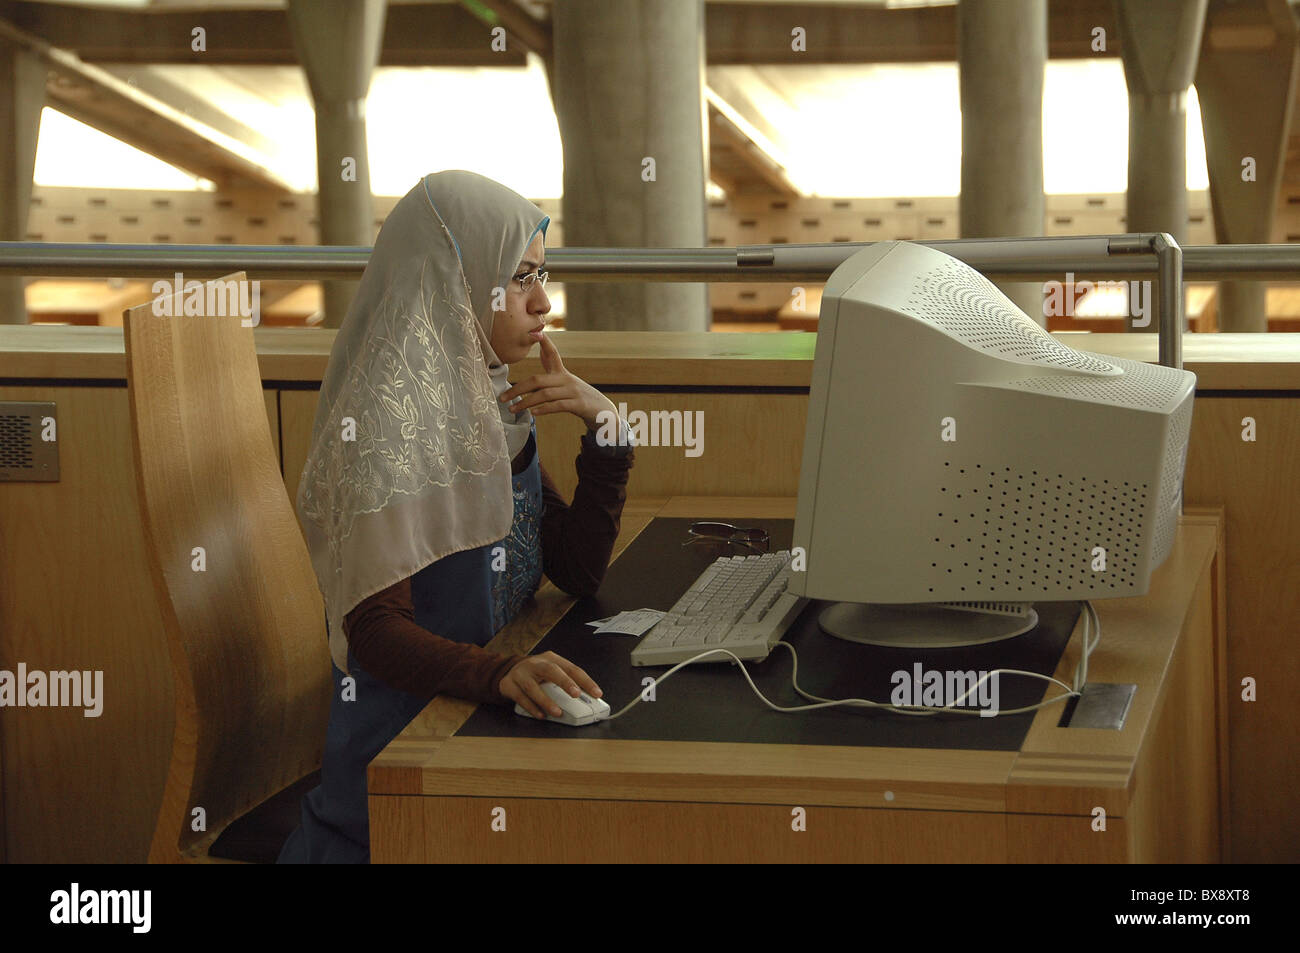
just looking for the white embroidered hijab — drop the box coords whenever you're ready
[297,170,550,672]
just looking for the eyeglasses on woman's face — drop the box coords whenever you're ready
[514,269,549,293]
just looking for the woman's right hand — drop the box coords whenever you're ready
[500,651,603,718]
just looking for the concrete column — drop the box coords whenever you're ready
[287,0,386,328]
[551,0,709,331]
[0,44,45,325]
[1196,0,1297,332]
[1115,0,1207,333]
[957,0,1046,324]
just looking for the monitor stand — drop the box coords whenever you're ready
[818,601,1039,648]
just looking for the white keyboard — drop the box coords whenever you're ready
[631,551,809,666]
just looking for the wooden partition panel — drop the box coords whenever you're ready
[0,385,171,862]
[533,393,808,499]
[1180,398,1300,861]
[282,389,809,503]
[0,385,280,862]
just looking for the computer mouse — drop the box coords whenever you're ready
[578,691,611,720]
[514,681,610,726]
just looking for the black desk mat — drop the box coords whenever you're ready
[458,517,1080,751]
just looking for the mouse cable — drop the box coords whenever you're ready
[605,599,1100,721]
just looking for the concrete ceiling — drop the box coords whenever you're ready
[4,0,1298,227]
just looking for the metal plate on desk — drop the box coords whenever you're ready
[1066,683,1137,730]
[458,518,1081,751]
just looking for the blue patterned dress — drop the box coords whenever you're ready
[278,424,544,864]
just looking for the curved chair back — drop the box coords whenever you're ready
[123,274,331,862]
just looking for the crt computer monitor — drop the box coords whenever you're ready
[788,241,1197,647]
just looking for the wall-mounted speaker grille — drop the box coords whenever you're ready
[928,463,1147,596]
[907,259,1120,374]
[0,402,60,482]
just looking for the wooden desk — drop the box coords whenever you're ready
[368,498,1226,864]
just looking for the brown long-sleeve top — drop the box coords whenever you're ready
[342,429,634,705]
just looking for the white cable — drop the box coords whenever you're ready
[606,600,1099,721]
[1074,600,1101,694]
[780,642,1077,717]
[605,646,811,720]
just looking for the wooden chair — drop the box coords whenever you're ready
[123,273,332,863]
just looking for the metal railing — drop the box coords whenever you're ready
[7,232,1299,370]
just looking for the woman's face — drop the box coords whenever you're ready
[489,231,551,365]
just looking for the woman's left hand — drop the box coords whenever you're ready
[498,331,616,430]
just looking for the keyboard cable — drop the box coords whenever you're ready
[605,600,1100,721]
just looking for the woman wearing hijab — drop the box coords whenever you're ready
[279,170,635,863]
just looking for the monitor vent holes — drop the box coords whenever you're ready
[927,466,1147,595]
